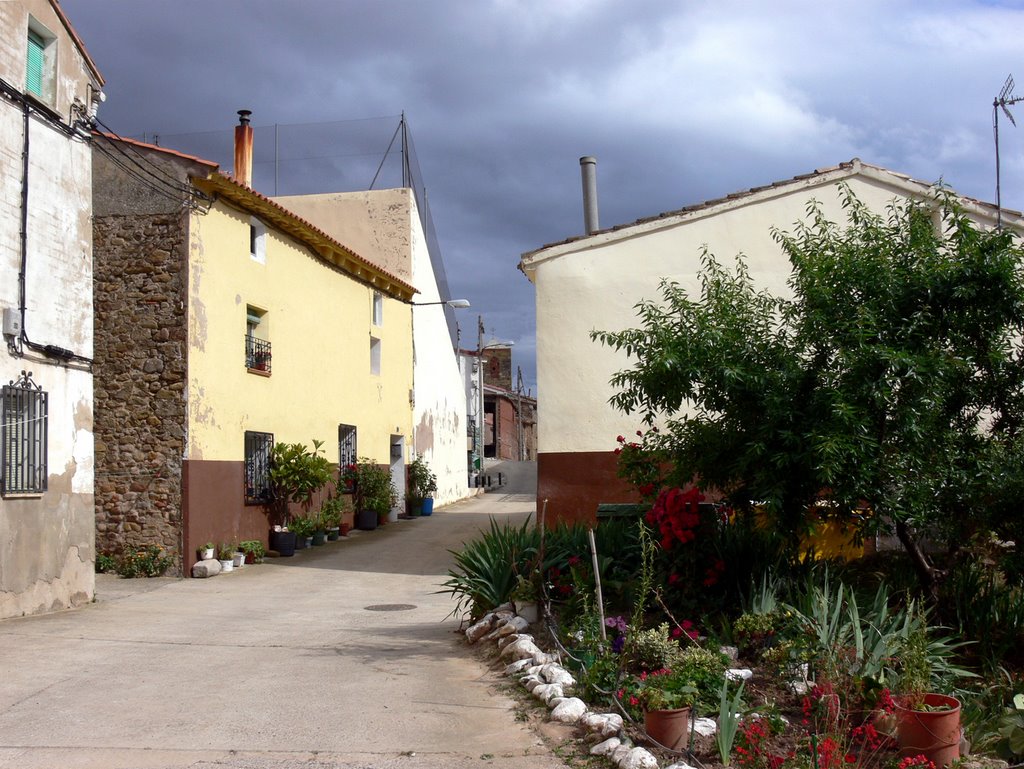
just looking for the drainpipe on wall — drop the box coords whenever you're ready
[234,109,253,187]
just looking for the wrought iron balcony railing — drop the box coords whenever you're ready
[245,335,272,373]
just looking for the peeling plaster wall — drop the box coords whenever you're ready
[273,189,413,283]
[0,1,99,618]
[406,192,470,505]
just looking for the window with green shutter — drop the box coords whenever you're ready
[26,30,44,98]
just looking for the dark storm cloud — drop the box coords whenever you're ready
[67,0,1024,396]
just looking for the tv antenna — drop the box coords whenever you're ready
[994,74,1023,229]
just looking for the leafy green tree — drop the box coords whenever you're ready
[593,187,1024,593]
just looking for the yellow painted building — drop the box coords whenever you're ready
[93,134,416,572]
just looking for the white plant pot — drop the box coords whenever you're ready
[219,559,233,573]
[201,548,214,561]
[232,553,245,568]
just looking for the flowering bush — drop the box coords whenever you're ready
[114,544,174,578]
[647,486,704,549]
[614,429,666,500]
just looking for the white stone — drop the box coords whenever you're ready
[789,680,810,695]
[493,603,515,614]
[521,676,542,692]
[692,717,717,737]
[191,559,221,578]
[720,645,739,660]
[466,617,493,644]
[533,683,564,704]
[523,664,544,677]
[497,632,532,650]
[619,747,659,769]
[591,738,622,756]
[531,651,557,665]
[550,697,587,723]
[666,763,701,769]
[499,638,542,660]
[548,696,567,708]
[610,745,633,764]
[727,668,754,681]
[581,712,624,738]
[504,659,533,675]
[599,713,624,737]
[497,616,530,636]
[540,664,576,686]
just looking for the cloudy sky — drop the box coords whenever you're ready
[66,0,1024,395]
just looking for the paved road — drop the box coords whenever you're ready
[0,462,563,769]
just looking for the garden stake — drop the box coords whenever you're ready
[587,526,606,642]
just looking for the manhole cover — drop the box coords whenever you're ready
[364,603,417,612]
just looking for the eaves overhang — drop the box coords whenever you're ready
[518,158,1024,283]
[192,172,418,302]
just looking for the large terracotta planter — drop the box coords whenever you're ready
[644,706,691,751]
[895,694,961,768]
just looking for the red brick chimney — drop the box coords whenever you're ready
[234,109,253,186]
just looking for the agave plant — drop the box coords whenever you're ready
[440,517,542,620]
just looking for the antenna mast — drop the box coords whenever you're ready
[994,74,1023,229]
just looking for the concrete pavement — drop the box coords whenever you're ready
[0,462,564,769]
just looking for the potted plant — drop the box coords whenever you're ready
[320,496,349,540]
[617,668,698,751]
[351,458,396,530]
[893,614,963,768]
[510,573,539,624]
[238,540,265,564]
[232,548,246,568]
[408,456,438,516]
[197,542,215,561]
[289,515,315,549]
[267,439,332,555]
[217,542,236,572]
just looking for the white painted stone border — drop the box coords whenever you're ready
[464,603,663,769]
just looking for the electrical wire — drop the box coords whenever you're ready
[93,115,206,197]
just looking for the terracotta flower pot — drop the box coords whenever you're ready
[895,694,961,768]
[644,706,691,751]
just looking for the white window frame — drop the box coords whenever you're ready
[250,218,267,264]
[370,336,382,376]
[372,292,383,327]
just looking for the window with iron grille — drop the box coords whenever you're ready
[2,371,48,495]
[244,430,274,505]
[338,424,357,468]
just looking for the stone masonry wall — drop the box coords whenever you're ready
[93,213,188,573]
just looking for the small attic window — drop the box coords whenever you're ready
[25,20,56,105]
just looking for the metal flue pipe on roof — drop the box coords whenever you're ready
[234,109,253,187]
[580,155,599,235]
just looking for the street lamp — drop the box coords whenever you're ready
[412,298,471,308]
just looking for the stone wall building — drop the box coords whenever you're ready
[92,129,417,574]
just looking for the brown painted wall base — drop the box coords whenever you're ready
[182,460,274,571]
[537,451,640,526]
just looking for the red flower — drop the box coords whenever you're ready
[567,555,581,567]
[636,430,643,436]
[616,435,625,443]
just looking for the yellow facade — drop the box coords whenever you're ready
[185,192,414,467]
